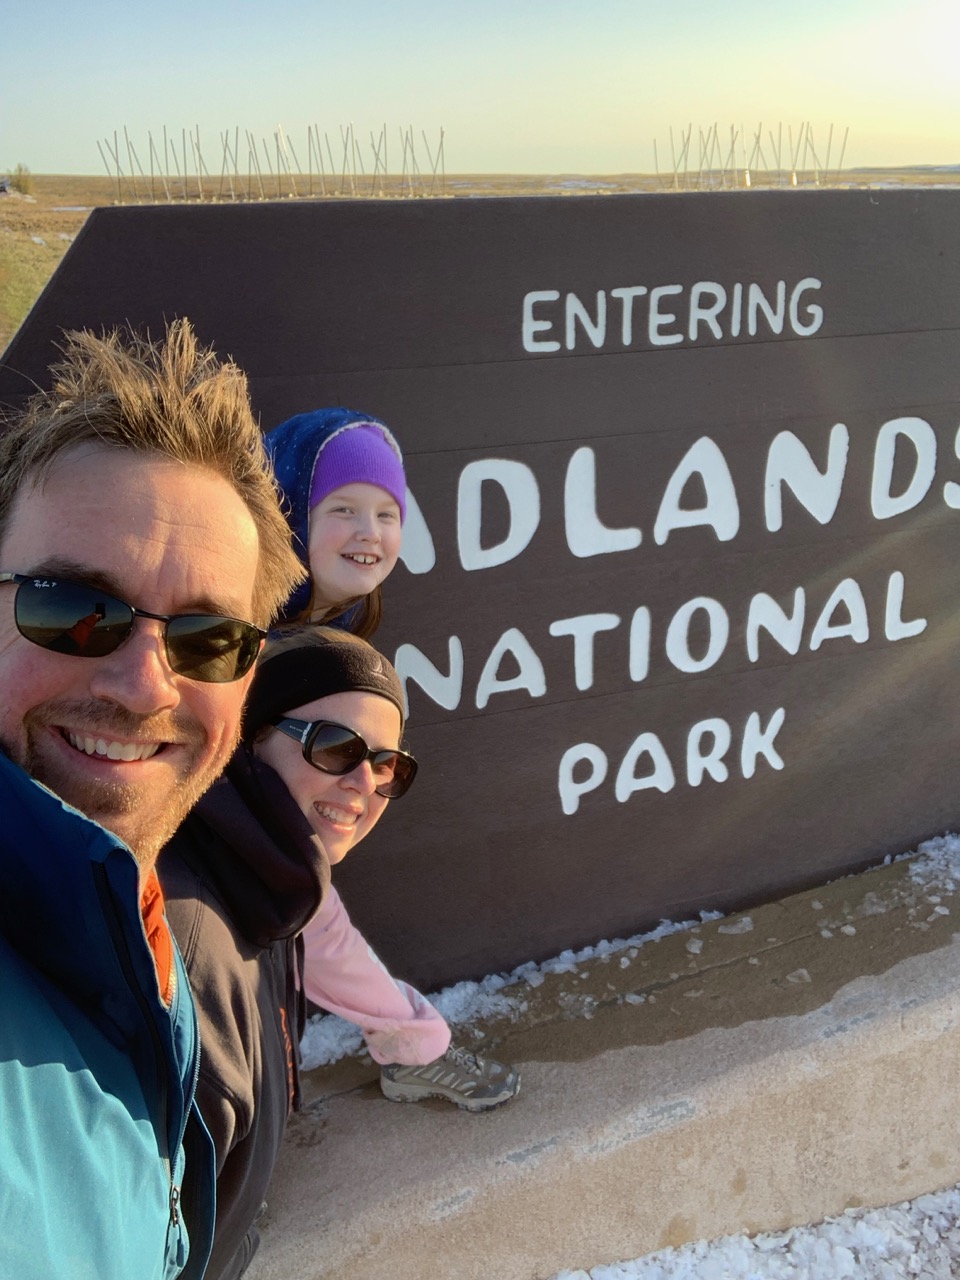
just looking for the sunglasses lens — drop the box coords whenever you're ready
[307,723,368,775]
[15,578,131,657]
[373,753,418,799]
[302,722,417,797]
[166,616,262,683]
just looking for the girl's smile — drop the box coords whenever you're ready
[308,482,402,611]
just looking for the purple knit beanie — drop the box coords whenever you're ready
[309,424,407,523]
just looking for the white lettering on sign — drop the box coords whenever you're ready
[765,425,849,531]
[653,438,740,545]
[419,415,955,575]
[394,571,926,712]
[457,459,540,571]
[557,707,786,815]
[565,447,642,558]
[394,563,927,816]
[870,417,937,519]
[522,278,823,353]
[392,410,947,817]
[475,628,546,710]
[549,614,620,691]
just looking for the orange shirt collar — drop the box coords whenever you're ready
[140,869,175,1008]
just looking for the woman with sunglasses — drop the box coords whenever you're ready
[160,627,518,1280]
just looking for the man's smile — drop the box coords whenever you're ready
[61,727,164,762]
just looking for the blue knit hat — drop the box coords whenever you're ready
[309,424,407,523]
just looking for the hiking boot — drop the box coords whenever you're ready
[380,1045,520,1112]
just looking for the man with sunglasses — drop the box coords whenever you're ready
[0,320,303,1280]
[161,626,518,1279]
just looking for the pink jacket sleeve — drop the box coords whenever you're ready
[300,886,451,1066]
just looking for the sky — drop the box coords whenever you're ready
[5,0,959,175]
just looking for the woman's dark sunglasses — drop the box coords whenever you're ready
[271,718,418,798]
[0,572,265,684]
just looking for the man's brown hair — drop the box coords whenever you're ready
[0,318,304,625]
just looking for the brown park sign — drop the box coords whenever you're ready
[2,189,960,988]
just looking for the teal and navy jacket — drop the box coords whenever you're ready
[0,750,215,1279]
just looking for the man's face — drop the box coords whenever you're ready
[0,445,261,869]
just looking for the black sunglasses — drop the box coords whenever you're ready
[0,572,265,684]
[271,718,418,798]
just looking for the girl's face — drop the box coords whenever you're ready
[308,482,402,611]
[254,690,401,864]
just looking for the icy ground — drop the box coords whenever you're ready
[300,831,960,1071]
[298,903,722,1068]
[299,833,960,1277]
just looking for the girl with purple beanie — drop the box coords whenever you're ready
[265,408,407,637]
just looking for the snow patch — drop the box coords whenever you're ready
[300,912,720,1071]
[300,833,960,1073]
[549,1183,960,1278]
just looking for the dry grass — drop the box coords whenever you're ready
[3,168,958,357]
[0,176,113,353]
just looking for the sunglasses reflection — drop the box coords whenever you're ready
[63,605,107,652]
[273,718,419,799]
[3,572,263,684]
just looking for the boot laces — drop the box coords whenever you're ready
[444,1045,484,1074]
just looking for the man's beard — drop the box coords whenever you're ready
[15,699,236,869]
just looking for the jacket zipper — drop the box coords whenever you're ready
[93,862,182,1231]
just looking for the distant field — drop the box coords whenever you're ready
[3,168,959,357]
